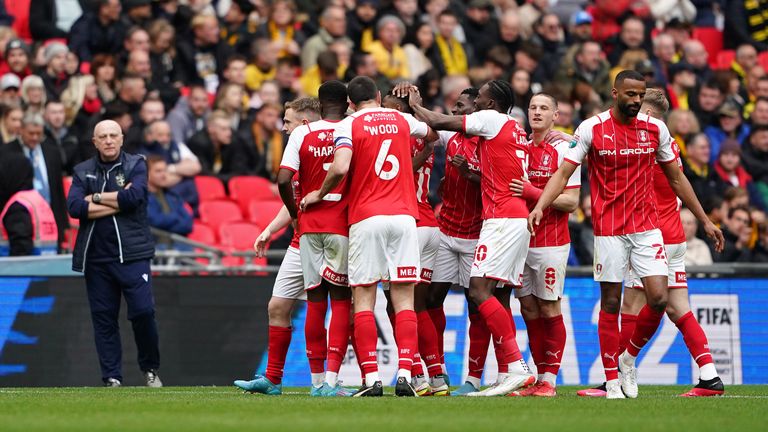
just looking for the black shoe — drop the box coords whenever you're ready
[395,377,418,397]
[681,376,725,397]
[104,378,122,387]
[352,380,383,397]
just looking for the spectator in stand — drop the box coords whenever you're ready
[732,44,759,87]
[213,82,246,131]
[167,84,209,145]
[115,74,147,119]
[21,75,46,115]
[431,10,469,77]
[510,68,533,113]
[680,208,713,266]
[69,0,127,62]
[368,15,410,81]
[554,41,611,104]
[345,50,392,95]
[566,10,593,46]
[668,108,701,158]
[713,205,755,262]
[714,139,767,210]
[0,39,31,79]
[403,22,435,82]
[0,111,68,247]
[724,0,768,51]
[120,27,151,70]
[299,50,339,98]
[187,110,241,177]
[0,73,21,106]
[29,0,83,41]
[91,54,117,104]
[462,0,500,64]
[237,103,283,180]
[300,5,352,71]
[0,103,22,145]
[147,20,178,91]
[250,80,282,111]
[691,79,725,129]
[554,100,575,134]
[245,38,279,92]
[347,0,379,53]
[221,0,256,56]
[610,48,649,84]
[705,101,751,163]
[519,0,549,39]
[607,15,648,66]
[254,0,306,59]
[650,33,676,87]
[682,39,713,85]
[60,74,102,139]
[666,61,697,110]
[40,42,71,100]
[753,223,768,262]
[175,12,233,92]
[684,132,725,200]
[43,100,79,175]
[497,9,523,62]
[140,120,201,212]
[124,50,152,82]
[223,55,248,89]
[742,124,768,202]
[750,97,768,128]
[145,155,193,242]
[122,0,153,28]
[530,13,567,82]
[124,98,165,152]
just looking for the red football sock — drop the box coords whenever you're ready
[327,299,351,374]
[305,299,328,374]
[541,315,566,376]
[354,311,379,374]
[619,313,638,354]
[349,322,364,379]
[523,317,545,372]
[598,310,620,381]
[478,297,522,364]
[265,325,292,384]
[417,310,443,377]
[428,307,447,362]
[504,307,516,337]
[412,353,425,376]
[675,311,714,367]
[387,310,397,341]
[467,313,490,379]
[627,305,665,357]
[395,310,418,371]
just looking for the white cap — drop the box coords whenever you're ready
[0,73,21,90]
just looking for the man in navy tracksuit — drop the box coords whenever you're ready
[67,119,162,387]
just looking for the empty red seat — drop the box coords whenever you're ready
[716,50,736,70]
[218,221,267,267]
[692,27,723,69]
[759,52,768,71]
[198,200,243,227]
[248,200,287,241]
[188,222,216,245]
[228,176,280,213]
[194,176,227,202]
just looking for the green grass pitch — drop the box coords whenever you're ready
[1,386,766,431]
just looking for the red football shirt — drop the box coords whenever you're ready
[653,139,686,244]
[437,131,483,239]
[527,133,581,248]
[411,137,438,227]
[281,119,349,236]
[565,110,676,236]
[463,110,530,219]
[334,108,430,225]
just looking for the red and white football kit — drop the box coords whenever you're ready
[518,133,581,301]
[566,110,676,283]
[466,110,531,285]
[281,119,350,290]
[432,130,483,288]
[412,137,440,284]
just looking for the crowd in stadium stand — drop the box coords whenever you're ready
[0,0,768,264]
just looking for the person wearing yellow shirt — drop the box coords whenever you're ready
[432,10,468,77]
[245,39,279,92]
[300,50,343,98]
[367,15,410,81]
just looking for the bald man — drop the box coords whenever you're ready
[67,120,161,388]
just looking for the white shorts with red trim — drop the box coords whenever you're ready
[417,226,440,283]
[299,233,349,290]
[625,242,687,290]
[469,218,530,286]
[272,246,307,300]
[432,232,477,287]
[348,215,420,287]
[594,229,668,283]
[517,244,570,301]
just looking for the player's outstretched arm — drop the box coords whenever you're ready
[407,88,464,132]
[300,147,352,211]
[660,161,725,252]
[276,168,299,219]
[527,162,577,233]
[412,139,435,171]
[253,205,292,258]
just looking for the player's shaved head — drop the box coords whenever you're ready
[318,80,349,117]
[347,76,379,106]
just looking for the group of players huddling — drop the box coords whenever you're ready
[233,70,727,398]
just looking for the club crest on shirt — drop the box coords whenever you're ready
[541,153,551,169]
[115,172,126,187]
[638,130,650,146]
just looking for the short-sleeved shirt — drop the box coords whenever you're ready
[528,133,581,248]
[411,137,438,227]
[565,110,676,236]
[281,119,348,236]
[462,110,530,220]
[653,139,686,244]
[334,107,430,225]
[437,131,483,239]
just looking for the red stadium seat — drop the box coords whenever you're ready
[692,27,723,69]
[228,176,280,213]
[218,222,267,267]
[716,50,736,71]
[188,222,217,245]
[198,200,243,227]
[759,52,768,71]
[194,176,227,202]
[62,176,79,229]
[248,200,287,240]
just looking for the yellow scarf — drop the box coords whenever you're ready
[252,123,284,179]
[361,27,374,52]
[435,34,467,75]
[674,134,688,159]
[269,21,295,58]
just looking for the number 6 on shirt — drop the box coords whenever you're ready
[375,139,399,180]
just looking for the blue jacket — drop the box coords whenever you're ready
[67,152,155,272]
[147,190,193,236]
